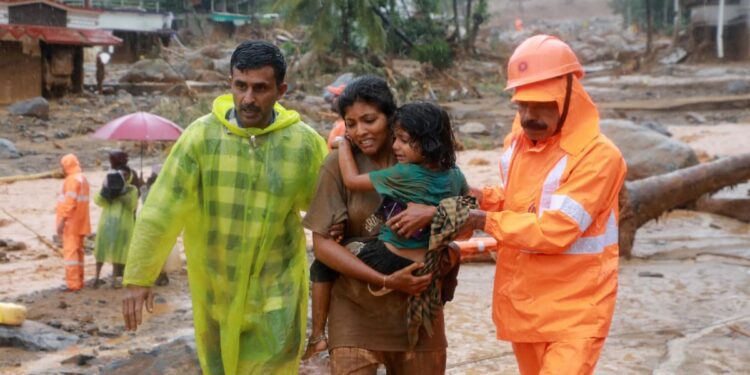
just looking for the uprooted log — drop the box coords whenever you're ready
[619,153,750,258]
[0,170,63,185]
[694,197,750,222]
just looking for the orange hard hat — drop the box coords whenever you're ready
[506,34,584,91]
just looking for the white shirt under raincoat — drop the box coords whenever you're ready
[123,94,328,374]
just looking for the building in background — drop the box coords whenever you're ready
[0,0,121,104]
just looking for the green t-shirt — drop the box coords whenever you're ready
[369,163,468,249]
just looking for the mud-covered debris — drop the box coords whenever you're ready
[102,336,200,374]
[686,112,707,124]
[460,122,489,135]
[468,158,490,166]
[0,320,78,351]
[8,97,49,120]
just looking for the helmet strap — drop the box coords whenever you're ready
[557,73,573,131]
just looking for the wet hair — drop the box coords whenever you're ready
[109,150,128,170]
[337,75,397,119]
[393,102,457,170]
[230,40,286,85]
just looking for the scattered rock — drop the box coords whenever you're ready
[8,97,49,120]
[640,121,672,137]
[58,301,69,309]
[727,80,750,95]
[173,62,199,81]
[459,122,489,135]
[0,138,20,159]
[199,44,224,59]
[685,112,706,124]
[4,240,27,252]
[659,47,688,65]
[54,131,70,139]
[0,239,6,246]
[61,353,96,366]
[212,57,230,75]
[120,59,183,83]
[600,119,699,180]
[638,271,664,278]
[102,336,200,374]
[195,69,226,83]
[0,320,78,351]
[31,133,48,143]
[0,251,8,263]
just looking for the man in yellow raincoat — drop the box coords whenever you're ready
[463,35,627,374]
[121,40,328,374]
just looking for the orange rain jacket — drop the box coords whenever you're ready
[482,75,627,342]
[56,154,91,236]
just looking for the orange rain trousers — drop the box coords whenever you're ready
[62,233,85,290]
[512,338,605,375]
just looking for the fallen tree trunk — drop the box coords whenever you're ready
[0,170,63,185]
[694,197,750,223]
[620,153,750,258]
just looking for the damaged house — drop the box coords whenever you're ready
[0,0,121,104]
[687,0,750,60]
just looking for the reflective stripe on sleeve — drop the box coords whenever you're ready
[522,210,617,255]
[538,156,568,215]
[547,194,593,233]
[500,141,516,187]
[564,210,618,254]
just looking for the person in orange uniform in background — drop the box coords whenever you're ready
[325,83,347,150]
[56,153,91,291]
[462,35,627,374]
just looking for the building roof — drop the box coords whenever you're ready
[0,0,102,14]
[0,23,121,45]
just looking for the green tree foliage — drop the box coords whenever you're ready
[278,0,385,62]
[610,0,683,34]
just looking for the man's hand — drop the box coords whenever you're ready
[386,203,437,238]
[463,209,487,232]
[386,263,432,295]
[328,222,345,243]
[468,186,484,205]
[122,285,155,331]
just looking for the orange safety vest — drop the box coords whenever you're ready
[482,77,627,342]
[56,154,91,236]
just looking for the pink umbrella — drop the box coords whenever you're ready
[92,112,183,177]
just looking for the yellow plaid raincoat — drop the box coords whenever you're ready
[123,94,328,374]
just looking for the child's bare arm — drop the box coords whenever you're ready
[338,138,375,191]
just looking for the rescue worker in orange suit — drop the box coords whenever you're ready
[325,83,346,150]
[462,35,627,374]
[56,153,91,291]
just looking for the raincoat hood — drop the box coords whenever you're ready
[61,154,82,175]
[510,75,599,156]
[212,94,301,137]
